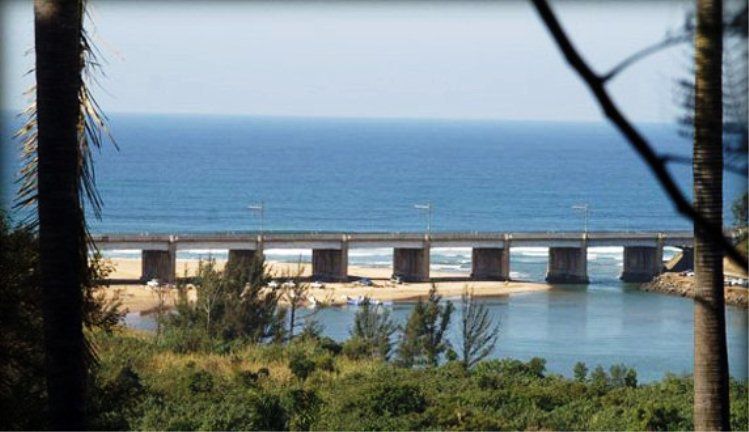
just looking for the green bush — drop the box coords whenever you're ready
[83,330,748,431]
[289,354,316,381]
[188,370,214,393]
[341,336,371,360]
[370,382,426,416]
[318,336,343,355]
[284,387,321,430]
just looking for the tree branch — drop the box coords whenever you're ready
[602,33,691,82]
[530,0,747,269]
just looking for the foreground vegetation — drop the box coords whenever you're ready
[87,330,747,431]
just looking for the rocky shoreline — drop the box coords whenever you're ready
[641,273,748,308]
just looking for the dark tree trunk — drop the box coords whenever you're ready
[693,0,730,430]
[34,0,86,429]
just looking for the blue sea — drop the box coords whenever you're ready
[2,113,747,382]
[2,113,744,233]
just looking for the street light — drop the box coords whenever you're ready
[414,202,433,235]
[572,204,589,234]
[248,202,265,235]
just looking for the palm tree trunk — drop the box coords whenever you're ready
[34,0,87,429]
[693,0,730,429]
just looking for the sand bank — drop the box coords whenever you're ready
[101,258,551,314]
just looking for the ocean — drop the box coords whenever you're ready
[2,113,744,234]
[2,113,747,381]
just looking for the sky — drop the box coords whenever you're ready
[1,0,691,122]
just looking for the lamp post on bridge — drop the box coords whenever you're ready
[572,204,589,234]
[414,202,433,236]
[248,202,265,237]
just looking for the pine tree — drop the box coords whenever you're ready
[397,285,454,368]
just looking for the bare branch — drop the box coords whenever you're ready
[530,0,747,269]
[602,33,691,83]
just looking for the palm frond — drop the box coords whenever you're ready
[13,0,116,222]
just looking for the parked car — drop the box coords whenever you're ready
[282,280,296,289]
[357,278,373,286]
[267,280,279,289]
[310,281,325,289]
[390,273,404,284]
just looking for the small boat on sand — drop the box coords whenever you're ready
[344,296,391,307]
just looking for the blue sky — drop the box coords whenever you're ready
[2,1,690,121]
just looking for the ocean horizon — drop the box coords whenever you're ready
[3,112,743,234]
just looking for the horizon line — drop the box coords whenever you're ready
[0,108,678,126]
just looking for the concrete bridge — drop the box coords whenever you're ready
[90,231,694,284]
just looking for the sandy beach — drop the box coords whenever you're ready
[101,258,551,314]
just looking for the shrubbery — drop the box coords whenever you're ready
[87,330,748,431]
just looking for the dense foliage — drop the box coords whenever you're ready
[90,330,748,431]
[0,215,124,429]
[159,256,286,352]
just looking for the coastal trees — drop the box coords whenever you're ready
[88,327,749,430]
[32,0,88,428]
[458,287,500,369]
[0,215,45,429]
[343,300,398,360]
[15,0,115,426]
[692,0,731,428]
[573,362,588,382]
[396,286,454,368]
[0,214,124,429]
[161,255,286,349]
[280,261,310,340]
[194,259,224,336]
[222,254,284,342]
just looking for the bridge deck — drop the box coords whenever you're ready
[90,231,694,250]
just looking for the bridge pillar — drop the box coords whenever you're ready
[621,244,663,282]
[312,244,348,282]
[141,239,176,283]
[393,242,430,282]
[471,247,510,280]
[226,249,257,276]
[546,243,588,284]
